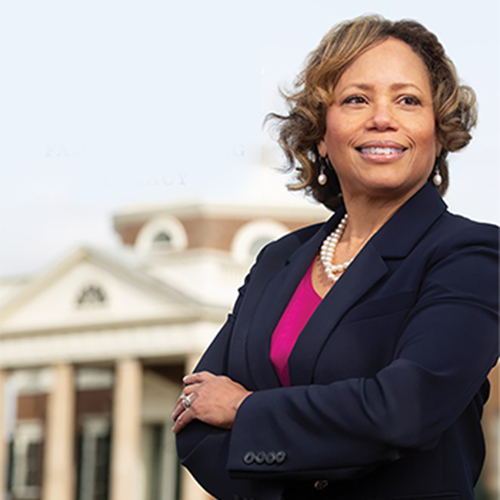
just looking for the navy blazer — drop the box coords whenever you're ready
[176,182,499,500]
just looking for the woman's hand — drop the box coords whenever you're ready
[172,371,252,434]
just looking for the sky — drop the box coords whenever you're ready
[0,0,499,277]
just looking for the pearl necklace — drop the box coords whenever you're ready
[319,213,353,282]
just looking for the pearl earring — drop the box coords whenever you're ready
[318,165,327,185]
[318,157,329,186]
[432,166,443,187]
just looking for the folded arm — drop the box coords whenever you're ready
[227,225,499,479]
[176,225,499,490]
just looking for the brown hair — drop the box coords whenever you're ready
[267,15,477,210]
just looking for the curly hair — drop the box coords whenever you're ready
[266,15,477,210]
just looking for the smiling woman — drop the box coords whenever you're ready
[268,16,476,212]
[174,15,498,500]
[317,38,440,202]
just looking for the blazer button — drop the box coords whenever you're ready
[314,480,329,490]
[255,451,266,464]
[243,451,255,464]
[275,451,287,464]
[265,451,276,464]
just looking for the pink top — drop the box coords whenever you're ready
[270,259,322,386]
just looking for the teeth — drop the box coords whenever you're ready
[360,147,404,155]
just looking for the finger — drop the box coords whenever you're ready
[183,385,200,396]
[183,371,213,385]
[174,384,199,410]
[172,408,195,433]
[172,390,198,421]
[172,400,184,421]
[172,392,190,421]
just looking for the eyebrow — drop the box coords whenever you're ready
[340,82,424,93]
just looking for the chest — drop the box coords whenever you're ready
[310,255,336,298]
[227,239,430,389]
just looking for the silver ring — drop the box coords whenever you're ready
[181,393,194,410]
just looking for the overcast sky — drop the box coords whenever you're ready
[0,0,499,277]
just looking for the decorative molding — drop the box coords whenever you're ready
[113,202,328,232]
[76,283,107,309]
[0,246,202,325]
[0,322,221,369]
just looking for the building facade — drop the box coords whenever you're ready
[0,190,330,500]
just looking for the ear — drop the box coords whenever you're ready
[317,138,327,158]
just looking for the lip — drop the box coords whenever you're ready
[356,140,407,149]
[355,140,408,163]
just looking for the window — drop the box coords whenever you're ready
[248,236,274,259]
[77,418,111,500]
[25,442,43,487]
[10,422,44,499]
[232,220,288,263]
[152,231,172,246]
[94,435,111,500]
[76,284,107,309]
[135,216,187,255]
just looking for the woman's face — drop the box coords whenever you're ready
[318,37,441,200]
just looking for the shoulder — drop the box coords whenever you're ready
[418,212,499,310]
[234,218,330,298]
[253,219,326,260]
[247,218,329,270]
[430,211,499,256]
[274,221,325,245]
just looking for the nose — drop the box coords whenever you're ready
[366,101,398,131]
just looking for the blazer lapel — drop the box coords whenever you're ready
[246,208,346,390]
[289,182,447,385]
[246,182,447,390]
[289,242,388,385]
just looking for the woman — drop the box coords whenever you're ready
[173,16,499,500]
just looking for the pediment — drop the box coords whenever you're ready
[0,247,199,334]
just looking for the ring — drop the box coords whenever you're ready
[181,393,194,410]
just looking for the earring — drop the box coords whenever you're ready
[318,157,328,186]
[432,165,443,187]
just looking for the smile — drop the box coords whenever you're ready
[357,147,406,155]
[355,143,408,163]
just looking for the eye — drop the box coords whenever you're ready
[399,95,421,106]
[343,95,367,105]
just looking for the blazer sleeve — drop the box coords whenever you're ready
[226,223,499,481]
[176,245,285,500]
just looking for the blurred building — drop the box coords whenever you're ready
[0,165,498,500]
[0,164,329,500]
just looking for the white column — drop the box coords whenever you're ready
[181,353,214,500]
[0,370,7,500]
[185,352,202,374]
[110,359,142,500]
[42,364,75,500]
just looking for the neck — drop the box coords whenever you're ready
[340,185,423,249]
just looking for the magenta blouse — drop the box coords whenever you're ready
[270,259,322,386]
